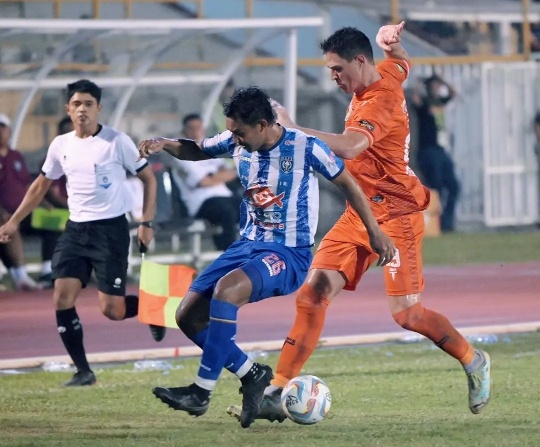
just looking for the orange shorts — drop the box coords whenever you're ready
[311,210,425,296]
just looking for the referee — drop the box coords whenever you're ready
[0,79,162,386]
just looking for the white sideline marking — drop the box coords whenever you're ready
[1,321,539,370]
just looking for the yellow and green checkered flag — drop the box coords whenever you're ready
[138,259,196,329]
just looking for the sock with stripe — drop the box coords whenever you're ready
[392,302,476,365]
[56,307,91,372]
[273,284,329,388]
[190,327,250,376]
[195,299,239,392]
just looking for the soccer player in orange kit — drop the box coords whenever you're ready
[228,21,491,423]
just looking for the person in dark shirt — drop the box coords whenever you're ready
[0,113,41,290]
[411,74,460,232]
[35,116,73,286]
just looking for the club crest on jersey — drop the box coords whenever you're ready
[280,156,294,173]
[359,119,375,132]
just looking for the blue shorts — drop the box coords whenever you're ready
[189,238,313,303]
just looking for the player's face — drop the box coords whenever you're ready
[65,93,102,130]
[325,51,365,94]
[226,117,266,152]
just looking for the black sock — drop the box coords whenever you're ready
[56,307,91,372]
[192,384,211,401]
[124,295,139,319]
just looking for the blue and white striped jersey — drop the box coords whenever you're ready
[201,127,344,247]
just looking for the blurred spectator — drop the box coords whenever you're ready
[529,23,540,52]
[147,151,173,226]
[207,79,236,135]
[0,113,41,290]
[411,75,460,232]
[169,113,240,250]
[33,116,72,286]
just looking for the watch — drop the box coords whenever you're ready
[139,221,154,228]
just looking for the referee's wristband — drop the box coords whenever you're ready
[139,221,154,228]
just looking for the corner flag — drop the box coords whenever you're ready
[138,259,196,329]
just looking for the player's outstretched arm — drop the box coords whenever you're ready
[138,137,211,162]
[136,165,157,249]
[376,21,409,62]
[332,169,396,266]
[272,100,369,159]
[0,174,53,243]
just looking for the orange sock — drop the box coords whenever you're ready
[272,284,330,388]
[393,302,475,365]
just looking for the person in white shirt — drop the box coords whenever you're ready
[0,79,160,387]
[170,113,240,250]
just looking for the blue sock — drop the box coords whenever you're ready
[197,299,238,382]
[191,327,248,374]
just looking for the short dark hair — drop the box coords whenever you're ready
[57,116,73,135]
[182,113,202,127]
[223,86,276,126]
[320,27,374,62]
[66,79,102,104]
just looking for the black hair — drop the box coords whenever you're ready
[424,75,441,88]
[182,113,202,127]
[66,79,102,104]
[223,86,276,126]
[534,111,540,125]
[57,116,73,135]
[320,27,374,62]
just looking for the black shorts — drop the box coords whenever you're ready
[51,214,130,295]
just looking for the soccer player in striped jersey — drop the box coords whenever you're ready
[235,22,491,423]
[137,86,395,428]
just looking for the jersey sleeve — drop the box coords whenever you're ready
[118,132,148,174]
[308,138,344,181]
[377,58,411,84]
[346,92,397,148]
[41,138,65,180]
[200,130,236,157]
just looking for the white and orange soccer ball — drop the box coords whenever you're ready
[280,374,332,425]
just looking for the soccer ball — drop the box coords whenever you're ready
[280,374,331,425]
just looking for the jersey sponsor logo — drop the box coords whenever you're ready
[387,248,400,280]
[252,215,285,230]
[280,156,294,173]
[246,186,285,209]
[13,160,22,172]
[254,209,282,223]
[359,119,375,132]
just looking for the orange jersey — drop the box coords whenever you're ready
[344,58,429,222]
